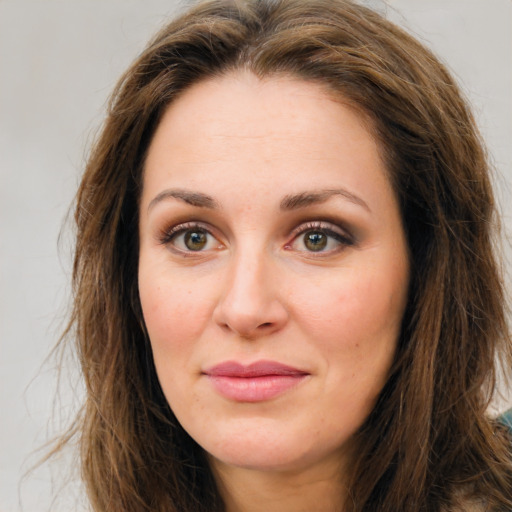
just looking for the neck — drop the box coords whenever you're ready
[210,454,348,512]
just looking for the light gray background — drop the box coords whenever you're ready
[1,1,511,510]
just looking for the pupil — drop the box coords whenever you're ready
[185,231,207,250]
[305,231,327,251]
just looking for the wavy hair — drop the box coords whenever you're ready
[59,0,512,510]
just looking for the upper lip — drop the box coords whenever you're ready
[203,360,309,378]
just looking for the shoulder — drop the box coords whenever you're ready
[449,410,512,512]
[498,408,512,430]
[447,495,486,512]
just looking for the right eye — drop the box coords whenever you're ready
[161,223,224,253]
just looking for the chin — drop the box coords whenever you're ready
[202,422,347,474]
[212,448,303,472]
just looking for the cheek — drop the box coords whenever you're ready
[138,266,214,356]
[296,267,405,416]
[291,265,406,356]
[138,269,216,410]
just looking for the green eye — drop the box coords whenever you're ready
[303,231,328,251]
[184,230,208,251]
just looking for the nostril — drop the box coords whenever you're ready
[213,296,289,338]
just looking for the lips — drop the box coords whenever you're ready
[203,360,309,402]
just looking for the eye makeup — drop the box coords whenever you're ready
[285,220,355,255]
[155,214,357,261]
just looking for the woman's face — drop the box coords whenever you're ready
[138,72,410,475]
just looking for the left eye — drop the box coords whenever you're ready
[302,231,331,251]
[289,225,352,253]
[167,227,221,252]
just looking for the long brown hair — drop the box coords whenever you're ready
[60,0,512,510]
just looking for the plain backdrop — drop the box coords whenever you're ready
[1,1,511,510]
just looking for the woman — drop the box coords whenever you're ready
[61,0,512,510]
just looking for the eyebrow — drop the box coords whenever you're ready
[147,187,370,213]
[280,189,370,212]
[148,189,219,212]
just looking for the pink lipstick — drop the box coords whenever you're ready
[203,360,309,402]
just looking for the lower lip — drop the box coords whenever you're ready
[206,374,307,402]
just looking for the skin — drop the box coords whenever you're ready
[138,71,410,511]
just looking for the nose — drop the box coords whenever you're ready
[212,250,289,339]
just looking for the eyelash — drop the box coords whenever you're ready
[158,220,354,255]
[286,221,355,254]
[158,221,222,254]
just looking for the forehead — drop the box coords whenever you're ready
[141,71,395,216]
[149,71,373,142]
